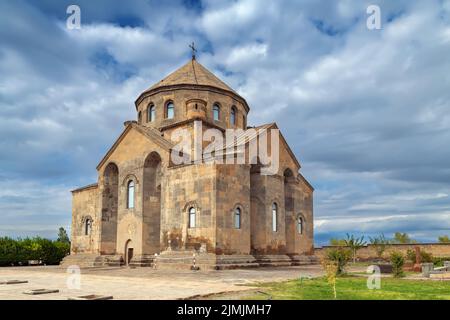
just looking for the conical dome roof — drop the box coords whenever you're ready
[135,58,249,112]
[147,59,238,94]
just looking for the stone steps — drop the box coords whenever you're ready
[288,254,320,265]
[254,255,292,267]
[61,253,319,269]
[61,254,124,268]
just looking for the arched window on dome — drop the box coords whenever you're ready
[242,114,246,128]
[138,111,142,124]
[230,106,237,126]
[148,104,155,122]
[213,104,220,121]
[166,101,174,119]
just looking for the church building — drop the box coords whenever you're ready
[63,55,315,269]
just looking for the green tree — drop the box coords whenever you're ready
[438,235,450,243]
[57,227,70,244]
[393,232,414,244]
[323,247,352,275]
[390,251,405,278]
[344,233,367,264]
[329,238,346,246]
[369,234,390,259]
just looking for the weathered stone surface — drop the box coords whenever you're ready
[65,59,315,269]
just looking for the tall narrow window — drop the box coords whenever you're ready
[166,102,174,119]
[138,111,142,124]
[85,218,92,236]
[234,207,241,229]
[272,203,278,232]
[213,104,220,121]
[243,114,246,128]
[148,104,155,122]
[230,106,236,126]
[297,217,303,234]
[189,207,196,228]
[127,180,135,209]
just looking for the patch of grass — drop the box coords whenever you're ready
[243,276,450,300]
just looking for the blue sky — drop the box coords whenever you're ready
[0,0,449,245]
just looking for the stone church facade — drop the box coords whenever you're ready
[64,58,315,269]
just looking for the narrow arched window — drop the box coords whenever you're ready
[234,207,241,229]
[297,217,303,234]
[127,180,135,209]
[272,203,278,232]
[148,104,155,122]
[166,102,174,119]
[230,106,236,126]
[243,114,246,128]
[213,104,220,121]
[138,111,142,124]
[189,207,196,228]
[85,218,92,236]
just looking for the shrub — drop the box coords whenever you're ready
[324,247,352,275]
[0,237,70,266]
[390,251,405,278]
[406,249,433,263]
[369,234,389,259]
[432,257,450,267]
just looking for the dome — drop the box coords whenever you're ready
[135,59,249,112]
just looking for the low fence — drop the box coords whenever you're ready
[315,243,450,260]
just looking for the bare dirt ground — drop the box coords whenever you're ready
[0,265,323,300]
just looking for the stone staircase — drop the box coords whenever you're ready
[214,254,259,270]
[288,254,320,266]
[60,254,101,268]
[254,255,293,267]
[154,251,259,270]
[61,252,319,270]
[60,254,123,268]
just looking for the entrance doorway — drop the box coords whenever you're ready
[125,240,133,265]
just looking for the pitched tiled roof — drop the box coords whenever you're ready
[147,59,238,94]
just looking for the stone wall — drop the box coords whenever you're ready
[215,164,251,255]
[162,163,217,252]
[71,185,100,254]
[315,243,450,260]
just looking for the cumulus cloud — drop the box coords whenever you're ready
[0,0,449,244]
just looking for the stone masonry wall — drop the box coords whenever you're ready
[71,185,100,254]
[315,243,450,260]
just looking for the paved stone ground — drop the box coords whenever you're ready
[0,265,323,300]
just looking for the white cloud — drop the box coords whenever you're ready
[0,0,449,243]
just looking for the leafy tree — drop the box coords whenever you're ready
[0,237,70,266]
[369,234,390,258]
[321,260,338,299]
[390,251,405,278]
[438,235,450,243]
[393,232,415,244]
[344,233,367,263]
[329,238,346,246]
[323,247,352,275]
[57,227,70,244]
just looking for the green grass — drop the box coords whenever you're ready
[244,276,450,300]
